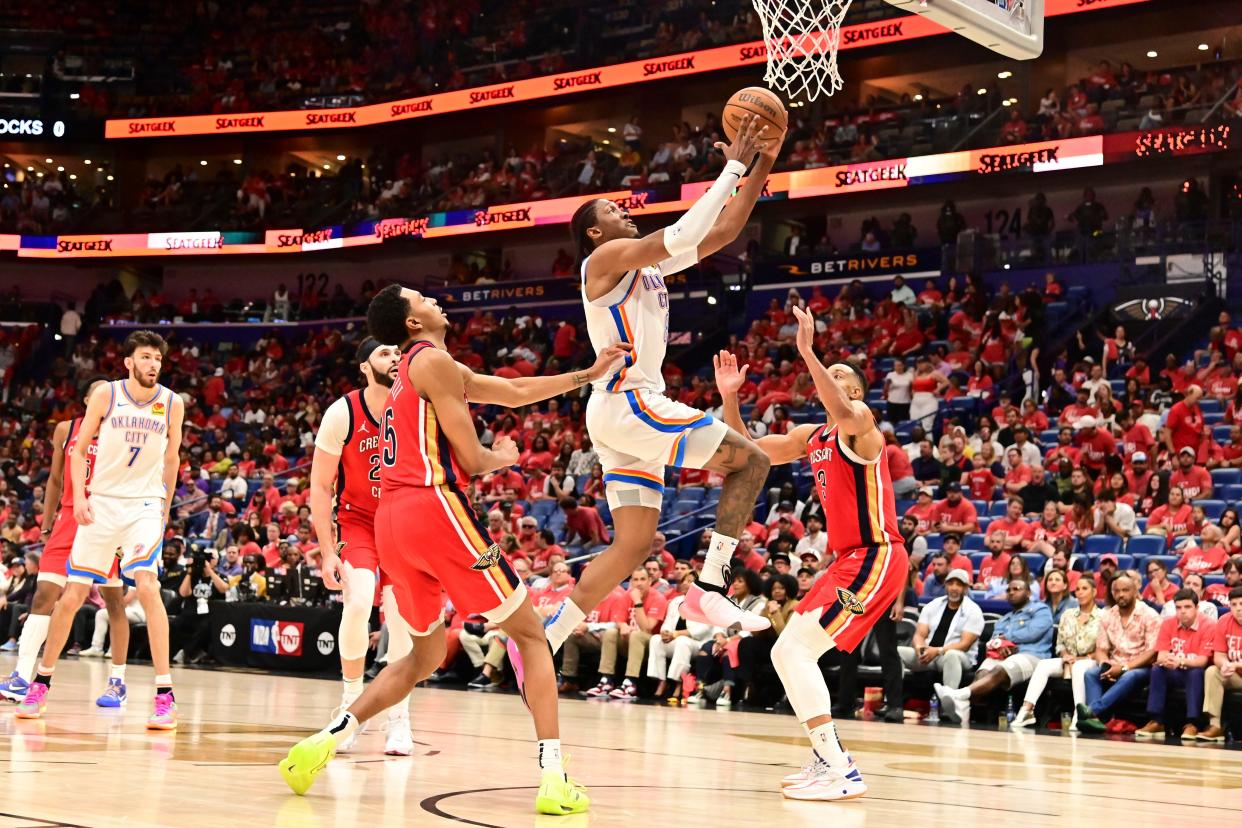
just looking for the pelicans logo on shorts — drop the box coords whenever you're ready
[470,544,504,572]
[835,587,865,616]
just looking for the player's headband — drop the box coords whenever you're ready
[355,337,383,364]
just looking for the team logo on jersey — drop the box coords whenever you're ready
[151,402,165,416]
[470,544,504,571]
[835,587,865,616]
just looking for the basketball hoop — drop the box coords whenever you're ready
[750,0,853,102]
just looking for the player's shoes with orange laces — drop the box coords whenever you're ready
[15,681,48,718]
[146,692,177,730]
[679,584,771,632]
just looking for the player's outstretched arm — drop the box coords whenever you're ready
[39,419,71,540]
[461,343,632,408]
[712,349,814,465]
[791,306,872,437]
[420,349,519,476]
[585,115,769,298]
[695,132,781,260]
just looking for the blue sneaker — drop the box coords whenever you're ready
[0,671,30,702]
[96,677,127,708]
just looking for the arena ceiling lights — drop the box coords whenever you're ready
[102,0,1149,140]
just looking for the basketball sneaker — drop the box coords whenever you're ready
[535,769,590,815]
[782,759,868,801]
[781,753,829,787]
[584,678,613,699]
[383,710,414,756]
[933,683,970,725]
[97,678,127,708]
[15,681,48,719]
[79,647,107,658]
[679,584,771,632]
[608,679,638,701]
[146,692,177,730]
[331,704,368,753]
[0,671,30,702]
[279,731,336,796]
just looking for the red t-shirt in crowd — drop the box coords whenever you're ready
[1156,615,1216,658]
[1166,401,1204,453]
[1025,520,1072,547]
[987,517,1029,548]
[931,499,979,530]
[905,502,935,534]
[1170,465,1213,501]
[1148,503,1193,535]
[612,587,670,627]
[1120,424,1155,458]
[966,468,999,501]
[977,551,1012,584]
[565,506,611,545]
[924,552,974,582]
[1045,445,1082,467]
[1142,580,1178,604]
[1174,543,1231,575]
[1213,614,1242,662]
[885,444,914,481]
[1075,430,1116,471]
[1004,465,1033,490]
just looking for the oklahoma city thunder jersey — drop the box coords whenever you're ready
[581,250,695,394]
[91,380,175,500]
[806,424,901,554]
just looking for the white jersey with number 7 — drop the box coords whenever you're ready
[89,380,176,500]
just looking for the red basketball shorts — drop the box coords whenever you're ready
[337,509,384,585]
[37,511,77,585]
[374,484,525,636]
[796,542,908,653]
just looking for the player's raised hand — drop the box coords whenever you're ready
[74,498,94,527]
[587,342,634,381]
[321,541,347,591]
[791,305,816,355]
[713,349,750,397]
[716,114,764,166]
[492,435,520,468]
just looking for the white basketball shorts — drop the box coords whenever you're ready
[67,494,165,585]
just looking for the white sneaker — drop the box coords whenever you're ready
[781,753,829,787]
[782,758,867,801]
[717,693,732,710]
[679,584,771,632]
[333,703,368,753]
[79,647,107,659]
[383,711,414,756]
[1010,708,1037,729]
[933,683,970,725]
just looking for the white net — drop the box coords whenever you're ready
[750,0,853,102]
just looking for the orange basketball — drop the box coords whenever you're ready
[722,86,788,143]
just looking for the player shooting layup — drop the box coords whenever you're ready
[533,115,781,668]
[0,379,134,708]
[280,285,628,815]
[310,337,415,756]
[17,331,184,730]
[713,306,908,801]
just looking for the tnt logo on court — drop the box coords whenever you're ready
[250,619,304,656]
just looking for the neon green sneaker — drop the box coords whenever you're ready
[278,731,336,796]
[535,769,590,815]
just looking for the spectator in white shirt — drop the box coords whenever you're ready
[1092,488,1138,538]
[884,358,913,424]
[898,569,983,689]
[219,466,249,504]
[890,275,916,307]
[795,515,828,561]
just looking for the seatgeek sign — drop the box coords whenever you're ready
[3,125,1227,260]
[102,0,1148,139]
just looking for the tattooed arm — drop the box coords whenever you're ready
[460,344,631,407]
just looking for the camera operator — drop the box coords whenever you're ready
[229,555,269,602]
[169,547,229,665]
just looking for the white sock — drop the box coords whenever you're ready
[154,674,172,691]
[808,721,850,770]
[323,710,360,749]
[110,663,127,682]
[538,738,563,773]
[16,613,50,681]
[342,675,364,705]
[699,532,739,589]
[544,599,586,654]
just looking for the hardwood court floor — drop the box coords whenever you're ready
[1,656,1239,828]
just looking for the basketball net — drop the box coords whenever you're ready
[750,0,852,101]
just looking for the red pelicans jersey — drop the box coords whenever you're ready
[334,389,382,518]
[806,424,901,553]
[58,417,98,513]
[379,341,468,491]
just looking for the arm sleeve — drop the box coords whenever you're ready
[313,397,351,455]
[661,159,747,257]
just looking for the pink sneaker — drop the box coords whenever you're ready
[680,584,771,632]
[147,692,177,730]
[15,681,48,719]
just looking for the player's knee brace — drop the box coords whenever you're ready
[770,614,835,722]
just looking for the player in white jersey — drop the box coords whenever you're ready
[17,331,184,730]
[531,115,783,675]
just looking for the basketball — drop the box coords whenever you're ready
[722,86,788,143]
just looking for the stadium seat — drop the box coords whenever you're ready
[1199,398,1222,414]
[1019,553,1046,576]
[1082,535,1122,557]
[1135,517,1147,533]
[987,501,1008,517]
[596,500,612,526]
[895,499,914,516]
[1211,468,1241,487]
[971,500,988,515]
[977,517,992,532]
[1222,485,1242,503]
[679,486,706,504]
[530,499,558,520]
[1213,425,1233,443]
[969,553,989,574]
[962,533,986,551]
[924,533,943,551]
[1194,500,1227,520]
[1039,429,1060,445]
[673,499,702,516]
[1126,535,1166,559]
[1146,555,1180,575]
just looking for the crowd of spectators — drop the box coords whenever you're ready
[2,263,1241,734]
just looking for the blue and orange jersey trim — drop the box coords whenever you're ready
[605,271,640,392]
[603,468,665,494]
[624,390,713,433]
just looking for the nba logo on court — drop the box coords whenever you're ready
[250,620,304,656]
